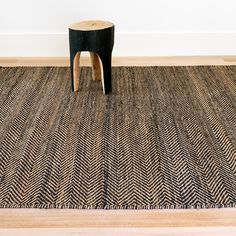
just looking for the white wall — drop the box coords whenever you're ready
[1,0,236,56]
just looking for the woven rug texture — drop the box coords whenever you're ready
[0,66,236,209]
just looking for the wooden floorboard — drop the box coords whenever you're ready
[1,227,236,236]
[0,209,236,235]
[1,56,236,67]
[1,209,236,228]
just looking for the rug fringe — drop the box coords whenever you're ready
[0,203,236,210]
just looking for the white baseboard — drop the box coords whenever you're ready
[1,32,236,57]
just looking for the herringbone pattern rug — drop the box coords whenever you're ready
[0,66,236,209]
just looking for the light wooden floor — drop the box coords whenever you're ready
[1,56,236,235]
[0,208,236,236]
[1,56,236,67]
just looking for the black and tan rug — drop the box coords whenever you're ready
[0,66,236,209]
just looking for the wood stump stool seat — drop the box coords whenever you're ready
[69,20,115,94]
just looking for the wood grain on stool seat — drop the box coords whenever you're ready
[69,20,114,31]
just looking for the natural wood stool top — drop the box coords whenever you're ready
[69,20,114,31]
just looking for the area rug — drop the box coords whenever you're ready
[0,66,236,209]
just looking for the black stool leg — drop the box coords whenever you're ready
[98,52,112,94]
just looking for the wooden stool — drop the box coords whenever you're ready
[69,20,115,94]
